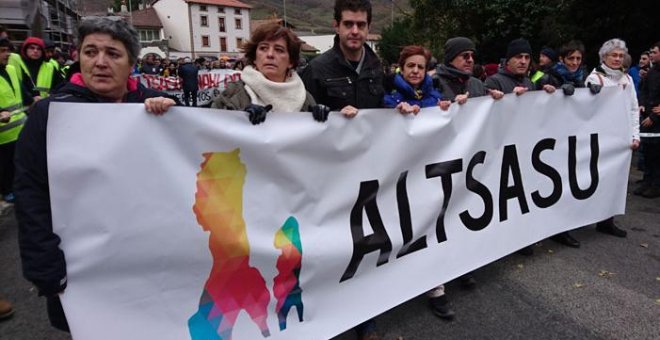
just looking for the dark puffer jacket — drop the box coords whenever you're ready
[485,69,534,94]
[301,35,384,110]
[14,75,173,331]
[434,64,487,100]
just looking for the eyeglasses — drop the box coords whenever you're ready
[460,52,475,60]
[607,53,625,59]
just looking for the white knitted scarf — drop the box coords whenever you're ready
[600,64,626,83]
[240,65,307,112]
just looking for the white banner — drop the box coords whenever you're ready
[47,87,632,340]
[132,69,242,106]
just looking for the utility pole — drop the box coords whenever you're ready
[283,0,287,27]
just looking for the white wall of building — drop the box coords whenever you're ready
[190,3,249,57]
[153,0,190,54]
[297,35,335,54]
[154,0,250,59]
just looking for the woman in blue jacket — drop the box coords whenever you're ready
[384,45,451,114]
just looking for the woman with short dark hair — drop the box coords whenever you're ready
[14,16,177,332]
[383,45,451,114]
[212,23,327,124]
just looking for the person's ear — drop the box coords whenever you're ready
[332,20,340,34]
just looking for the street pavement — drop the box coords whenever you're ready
[1,167,658,340]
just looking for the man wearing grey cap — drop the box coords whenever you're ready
[434,36,504,104]
[485,38,535,95]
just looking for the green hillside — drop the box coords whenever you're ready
[243,0,411,34]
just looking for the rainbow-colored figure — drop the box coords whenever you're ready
[273,217,304,330]
[189,149,271,340]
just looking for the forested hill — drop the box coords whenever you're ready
[243,0,410,34]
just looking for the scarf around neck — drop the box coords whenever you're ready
[598,63,626,82]
[552,62,584,84]
[241,65,307,112]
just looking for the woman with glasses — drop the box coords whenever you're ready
[585,38,640,238]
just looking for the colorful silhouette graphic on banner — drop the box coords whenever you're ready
[273,217,303,330]
[189,149,304,339]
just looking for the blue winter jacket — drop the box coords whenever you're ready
[383,73,442,108]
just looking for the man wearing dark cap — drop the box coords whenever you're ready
[485,38,537,256]
[485,38,535,95]
[434,36,504,104]
[531,47,558,84]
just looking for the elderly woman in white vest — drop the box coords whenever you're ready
[585,38,640,238]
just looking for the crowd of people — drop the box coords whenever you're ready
[0,0,658,338]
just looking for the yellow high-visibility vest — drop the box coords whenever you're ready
[0,64,26,145]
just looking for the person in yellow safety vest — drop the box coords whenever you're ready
[530,47,558,84]
[0,37,34,203]
[17,37,62,99]
[43,39,62,74]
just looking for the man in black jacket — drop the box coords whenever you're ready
[178,57,199,107]
[301,0,383,118]
[636,42,660,198]
[434,37,504,103]
[485,38,536,95]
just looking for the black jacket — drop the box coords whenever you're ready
[639,64,660,134]
[14,80,171,331]
[434,64,487,100]
[485,69,534,94]
[178,63,199,91]
[301,35,384,110]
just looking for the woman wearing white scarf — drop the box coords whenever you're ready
[212,23,328,124]
[585,38,640,238]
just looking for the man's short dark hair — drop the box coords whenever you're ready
[559,40,585,59]
[334,0,372,25]
[651,42,660,51]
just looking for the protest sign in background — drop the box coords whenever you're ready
[47,87,632,339]
[132,69,241,106]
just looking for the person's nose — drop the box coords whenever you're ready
[95,52,109,68]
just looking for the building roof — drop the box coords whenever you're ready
[127,7,163,28]
[251,18,296,33]
[184,0,252,9]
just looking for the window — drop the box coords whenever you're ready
[220,37,227,52]
[236,38,243,50]
[218,7,225,13]
[218,17,226,32]
[199,5,207,11]
[235,18,242,30]
[234,8,241,15]
[138,29,160,42]
[200,15,208,27]
[202,35,210,47]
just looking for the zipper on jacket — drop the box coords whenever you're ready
[325,76,352,85]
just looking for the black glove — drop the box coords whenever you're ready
[309,104,330,122]
[561,83,575,96]
[587,82,602,95]
[244,104,272,125]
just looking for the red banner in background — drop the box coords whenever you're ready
[132,69,242,105]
